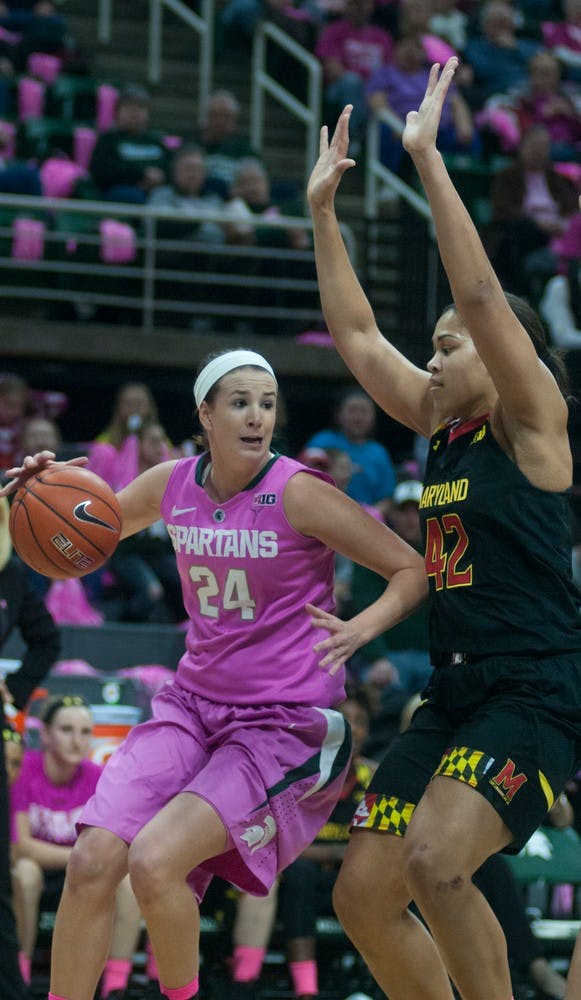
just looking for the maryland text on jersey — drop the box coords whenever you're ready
[167,525,279,558]
[419,477,469,509]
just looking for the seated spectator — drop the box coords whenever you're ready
[107,420,184,624]
[148,144,227,244]
[485,124,579,297]
[366,34,477,174]
[94,381,159,447]
[0,33,16,115]
[226,157,309,249]
[428,0,469,53]
[89,85,169,204]
[3,724,24,789]
[305,387,397,510]
[10,695,142,997]
[542,0,581,83]
[17,415,60,463]
[348,479,432,698]
[148,144,232,329]
[298,446,378,618]
[314,0,394,151]
[463,1,541,109]
[0,129,42,198]
[192,90,261,198]
[514,50,581,162]
[0,1,68,68]
[540,257,581,351]
[220,0,324,50]
[219,157,310,334]
[396,0,456,58]
[89,381,162,490]
[0,373,28,471]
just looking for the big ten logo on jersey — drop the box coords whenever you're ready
[253,492,277,507]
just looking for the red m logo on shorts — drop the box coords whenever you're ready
[490,759,528,804]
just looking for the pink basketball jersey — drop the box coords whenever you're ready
[161,454,344,707]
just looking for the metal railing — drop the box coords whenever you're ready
[0,194,356,335]
[251,20,322,202]
[97,0,214,124]
[365,108,431,222]
[364,109,441,331]
[97,0,113,44]
[149,0,214,123]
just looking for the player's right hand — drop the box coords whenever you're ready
[0,451,88,496]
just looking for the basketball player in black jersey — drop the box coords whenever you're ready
[308,58,581,1000]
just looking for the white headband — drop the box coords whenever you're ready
[193,351,277,408]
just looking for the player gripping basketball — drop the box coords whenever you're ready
[9,465,121,578]
[0,349,428,1000]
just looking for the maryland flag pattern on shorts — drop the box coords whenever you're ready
[350,793,416,836]
[435,746,493,788]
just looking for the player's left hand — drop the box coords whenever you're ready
[403,57,458,156]
[306,602,362,675]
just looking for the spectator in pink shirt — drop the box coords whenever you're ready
[10,695,142,999]
[542,0,581,83]
[515,50,581,163]
[315,0,394,151]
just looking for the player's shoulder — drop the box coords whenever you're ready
[79,758,104,782]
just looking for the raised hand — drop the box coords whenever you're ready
[0,451,88,497]
[402,57,458,156]
[307,105,356,212]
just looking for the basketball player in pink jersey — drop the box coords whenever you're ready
[1,349,428,1000]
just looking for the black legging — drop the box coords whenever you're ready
[279,857,338,938]
[0,707,28,1000]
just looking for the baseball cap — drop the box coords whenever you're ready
[118,85,151,107]
[392,480,423,506]
[297,447,330,472]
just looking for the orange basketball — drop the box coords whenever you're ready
[9,465,122,579]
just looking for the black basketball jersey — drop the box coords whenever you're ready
[420,414,581,660]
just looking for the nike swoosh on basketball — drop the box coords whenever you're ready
[171,504,197,516]
[73,501,117,531]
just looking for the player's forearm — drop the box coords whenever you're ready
[350,566,428,648]
[311,204,379,346]
[15,837,71,869]
[411,147,499,308]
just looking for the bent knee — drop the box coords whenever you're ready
[333,865,365,936]
[67,829,127,893]
[128,839,169,903]
[403,837,470,903]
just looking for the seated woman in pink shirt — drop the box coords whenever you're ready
[10,695,141,1000]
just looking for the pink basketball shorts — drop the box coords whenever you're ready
[79,680,351,899]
